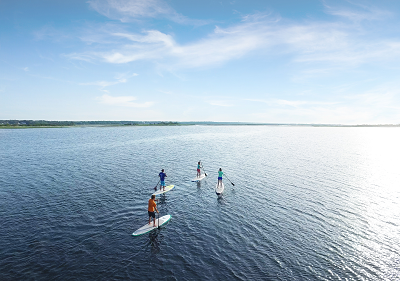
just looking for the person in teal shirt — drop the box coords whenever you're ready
[218,168,223,187]
[197,161,201,177]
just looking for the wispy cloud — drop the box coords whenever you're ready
[96,94,153,107]
[245,98,338,107]
[88,0,209,25]
[323,1,391,22]
[208,100,234,107]
[251,105,374,125]
[246,86,400,124]
[80,80,125,87]
[274,99,338,107]
[80,73,138,90]
[33,24,72,42]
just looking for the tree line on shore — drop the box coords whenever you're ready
[0,120,180,126]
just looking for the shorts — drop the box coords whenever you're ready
[197,168,200,173]
[148,211,155,218]
[218,177,222,180]
[161,181,165,186]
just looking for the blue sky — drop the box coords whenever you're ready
[1,0,400,124]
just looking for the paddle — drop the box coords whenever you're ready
[199,160,207,176]
[224,173,235,186]
[153,179,160,190]
[154,200,160,229]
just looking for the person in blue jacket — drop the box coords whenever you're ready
[159,169,167,191]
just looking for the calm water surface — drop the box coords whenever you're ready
[0,126,399,280]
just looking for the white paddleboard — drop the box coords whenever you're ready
[215,182,224,195]
[132,215,171,236]
[191,174,206,182]
[152,185,175,196]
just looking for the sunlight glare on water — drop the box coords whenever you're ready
[348,129,400,280]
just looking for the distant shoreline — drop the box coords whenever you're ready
[1,120,399,128]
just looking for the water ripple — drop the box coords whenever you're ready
[0,126,399,280]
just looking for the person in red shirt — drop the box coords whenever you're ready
[148,195,159,227]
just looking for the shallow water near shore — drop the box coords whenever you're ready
[0,126,399,280]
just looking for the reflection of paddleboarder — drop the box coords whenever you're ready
[197,161,201,177]
[217,168,223,187]
[159,169,167,191]
[148,195,159,227]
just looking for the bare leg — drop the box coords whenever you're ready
[148,216,151,224]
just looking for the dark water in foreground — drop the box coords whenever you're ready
[0,126,399,280]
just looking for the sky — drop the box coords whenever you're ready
[1,0,400,124]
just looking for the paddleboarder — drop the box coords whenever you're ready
[159,169,167,191]
[197,161,201,177]
[217,168,223,187]
[148,195,159,227]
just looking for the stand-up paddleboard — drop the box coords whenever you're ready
[191,173,206,182]
[152,185,175,196]
[132,215,171,236]
[215,182,224,195]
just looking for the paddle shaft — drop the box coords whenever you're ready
[224,173,235,186]
[201,166,207,176]
[156,201,160,229]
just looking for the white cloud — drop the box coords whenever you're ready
[23,67,29,72]
[72,14,277,67]
[68,9,400,72]
[96,94,153,107]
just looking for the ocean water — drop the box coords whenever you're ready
[0,126,399,280]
